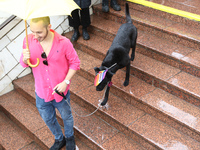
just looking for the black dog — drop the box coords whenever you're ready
[94,2,137,106]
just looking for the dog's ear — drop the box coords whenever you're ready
[106,70,115,78]
[94,67,100,74]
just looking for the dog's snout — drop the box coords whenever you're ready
[96,86,103,91]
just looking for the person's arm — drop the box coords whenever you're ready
[52,38,80,95]
[52,69,76,95]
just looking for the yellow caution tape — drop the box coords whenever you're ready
[127,0,200,22]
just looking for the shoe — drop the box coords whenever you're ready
[71,28,80,42]
[49,136,66,150]
[66,135,75,150]
[110,0,121,11]
[102,0,109,12]
[82,28,90,40]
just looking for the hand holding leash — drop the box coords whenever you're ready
[52,81,67,95]
[54,89,66,99]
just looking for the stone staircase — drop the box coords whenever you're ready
[1,0,200,149]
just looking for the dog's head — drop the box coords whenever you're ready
[94,66,114,91]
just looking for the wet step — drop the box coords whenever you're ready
[65,30,200,107]
[11,75,146,150]
[89,15,200,78]
[93,3,200,50]
[166,71,200,107]
[69,70,200,149]
[0,111,42,150]
[75,49,200,142]
[126,0,200,17]
[0,90,53,149]
[12,69,200,149]
[0,90,92,150]
[0,144,4,150]
[119,0,200,28]
[63,95,145,150]
[89,15,200,77]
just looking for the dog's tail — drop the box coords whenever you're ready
[125,2,132,24]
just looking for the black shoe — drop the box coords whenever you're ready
[102,0,109,12]
[82,28,90,40]
[110,0,121,11]
[71,28,80,42]
[49,136,66,150]
[66,135,75,150]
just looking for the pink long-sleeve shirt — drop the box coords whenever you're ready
[20,29,80,102]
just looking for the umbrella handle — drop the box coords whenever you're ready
[25,20,40,68]
[27,58,40,67]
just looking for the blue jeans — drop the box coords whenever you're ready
[36,91,74,141]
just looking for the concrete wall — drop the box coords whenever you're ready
[0,0,101,96]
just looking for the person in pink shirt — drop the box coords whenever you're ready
[20,16,80,150]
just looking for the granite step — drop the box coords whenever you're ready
[0,144,5,150]
[65,31,200,107]
[11,75,147,150]
[89,15,200,78]
[0,90,96,150]
[1,1,200,150]
[69,92,146,150]
[0,90,58,150]
[74,48,200,143]
[93,3,200,50]
[119,0,200,28]
[0,111,42,150]
[69,68,200,149]
[9,72,200,149]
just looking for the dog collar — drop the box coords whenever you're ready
[94,63,117,86]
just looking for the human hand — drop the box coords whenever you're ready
[52,81,68,95]
[22,48,30,64]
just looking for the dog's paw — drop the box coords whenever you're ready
[123,81,129,86]
[98,99,109,110]
[100,103,109,110]
[103,103,109,110]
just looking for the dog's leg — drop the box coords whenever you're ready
[101,85,110,106]
[131,42,136,61]
[124,62,130,86]
[131,32,137,61]
[131,49,135,61]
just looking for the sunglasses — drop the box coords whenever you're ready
[41,52,48,66]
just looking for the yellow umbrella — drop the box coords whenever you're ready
[0,0,80,67]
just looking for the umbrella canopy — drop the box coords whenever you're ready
[0,0,80,20]
[0,0,80,67]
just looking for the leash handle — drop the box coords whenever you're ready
[54,89,101,117]
[55,89,66,99]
